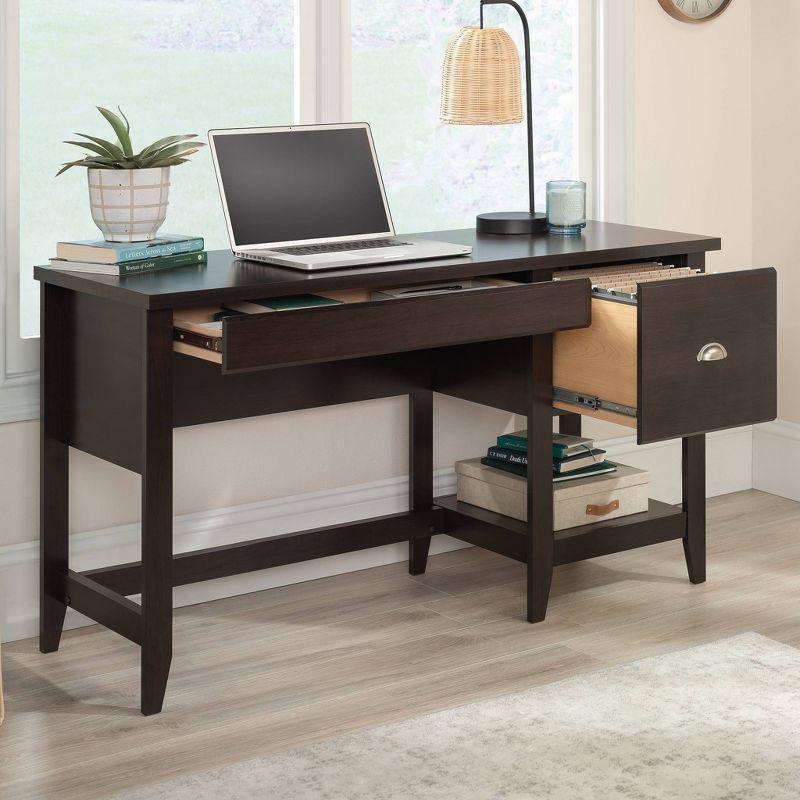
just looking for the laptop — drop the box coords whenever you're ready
[208,123,472,270]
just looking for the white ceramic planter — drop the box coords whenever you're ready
[87,166,171,242]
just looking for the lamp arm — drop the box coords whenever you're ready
[480,0,535,215]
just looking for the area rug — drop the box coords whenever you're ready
[113,633,800,799]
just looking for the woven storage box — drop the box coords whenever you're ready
[455,460,650,530]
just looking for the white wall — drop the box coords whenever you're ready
[751,0,800,426]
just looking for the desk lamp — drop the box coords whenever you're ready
[440,0,545,235]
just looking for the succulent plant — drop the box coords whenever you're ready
[57,106,205,175]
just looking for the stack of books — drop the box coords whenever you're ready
[49,234,206,276]
[480,430,617,483]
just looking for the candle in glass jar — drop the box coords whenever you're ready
[546,180,586,235]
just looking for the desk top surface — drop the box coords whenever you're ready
[35,222,721,309]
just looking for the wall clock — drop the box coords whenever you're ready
[657,0,733,23]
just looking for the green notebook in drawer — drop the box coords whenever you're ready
[226,294,343,314]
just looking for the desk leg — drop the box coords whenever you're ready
[527,334,554,623]
[140,309,174,715]
[682,434,706,584]
[408,390,433,575]
[40,284,69,653]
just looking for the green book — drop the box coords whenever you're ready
[48,250,208,276]
[480,457,618,483]
[496,430,528,453]
[496,430,596,458]
[552,432,595,458]
[481,457,527,478]
[553,449,607,474]
[553,461,617,483]
[56,234,204,264]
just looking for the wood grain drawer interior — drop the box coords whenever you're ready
[554,264,777,443]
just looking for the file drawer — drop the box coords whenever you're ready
[554,267,776,443]
[175,278,591,373]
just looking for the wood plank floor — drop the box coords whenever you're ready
[1,489,798,799]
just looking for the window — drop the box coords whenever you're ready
[18,0,294,337]
[351,0,577,233]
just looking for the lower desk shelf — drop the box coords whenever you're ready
[433,495,686,566]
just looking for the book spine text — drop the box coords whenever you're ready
[116,237,205,263]
[118,251,208,275]
[486,446,528,466]
[495,436,527,453]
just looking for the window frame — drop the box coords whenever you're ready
[1,0,38,423]
[0,0,630,424]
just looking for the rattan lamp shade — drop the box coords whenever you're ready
[440,25,522,125]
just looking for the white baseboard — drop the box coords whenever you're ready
[598,426,753,505]
[753,420,800,502]
[0,427,754,644]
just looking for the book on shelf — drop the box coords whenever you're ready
[496,430,595,458]
[551,432,596,458]
[479,456,618,483]
[55,234,204,264]
[485,444,606,474]
[224,294,344,314]
[495,430,529,453]
[485,445,527,466]
[49,250,207,276]
[553,461,616,483]
[480,457,526,478]
[553,449,606,474]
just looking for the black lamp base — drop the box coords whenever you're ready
[476,211,548,235]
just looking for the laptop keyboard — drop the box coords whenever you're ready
[272,238,411,256]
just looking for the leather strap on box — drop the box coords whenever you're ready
[586,499,620,517]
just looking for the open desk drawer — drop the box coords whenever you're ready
[175,278,591,373]
[554,267,777,443]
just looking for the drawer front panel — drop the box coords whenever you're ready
[638,268,776,443]
[222,279,590,373]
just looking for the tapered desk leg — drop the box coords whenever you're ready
[408,390,434,575]
[140,309,174,715]
[682,434,706,584]
[40,284,69,653]
[527,334,554,623]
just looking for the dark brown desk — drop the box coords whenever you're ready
[35,222,776,715]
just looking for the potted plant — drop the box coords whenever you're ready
[58,107,204,242]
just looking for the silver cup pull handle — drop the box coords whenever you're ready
[697,342,728,362]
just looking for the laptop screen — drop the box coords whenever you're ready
[211,126,393,247]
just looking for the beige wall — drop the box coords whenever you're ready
[632,0,753,272]
[751,1,800,424]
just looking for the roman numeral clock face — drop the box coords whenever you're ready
[658,0,733,23]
